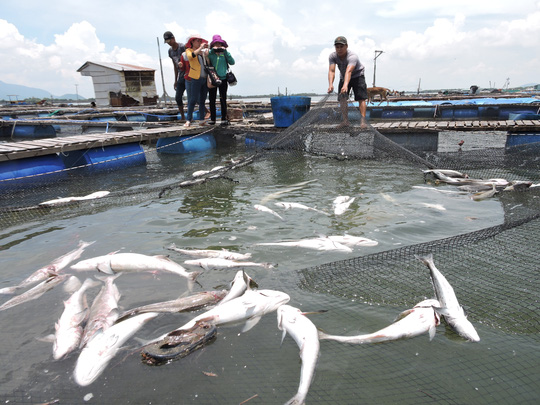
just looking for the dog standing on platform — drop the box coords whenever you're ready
[367,86,392,105]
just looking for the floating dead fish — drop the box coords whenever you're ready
[319,299,441,344]
[256,238,352,253]
[39,191,110,206]
[416,254,480,342]
[118,290,227,321]
[167,244,252,260]
[141,321,217,366]
[0,240,95,295]
[333,196,355,215]
[254,204,284,221]
[0,274,68,311]
[418,202,447,211]
[184,257,274,270]
[73,312,158,386]
[277,305,320,405]
[274,202,330,216]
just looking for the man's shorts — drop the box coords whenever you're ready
[339,75,368,101]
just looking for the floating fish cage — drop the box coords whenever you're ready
[0,154,67,187]
[61,143,146,171]
[0,124,57,139]
[271,96,311,127]
[156,134,217,154]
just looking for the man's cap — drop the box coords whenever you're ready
[334,36,348,46]
[163,31,174,43]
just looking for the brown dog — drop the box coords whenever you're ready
[367,87,392,105]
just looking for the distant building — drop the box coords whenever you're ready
[77,62,158,107]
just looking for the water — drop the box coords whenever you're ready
[0,133,537,404]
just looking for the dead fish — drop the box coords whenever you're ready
[256,238,352,253]
[0,240,95,295]
[254,204,284,221]
[79,274,121,348]
[73,312,158,386]
[166,244,252,260]
[319,299,441,344]
[326,235,378,247]
[416,254,480,342]
[39,191,110,206]
[333,196,355,215]
[219,270,258,305]
[0,274,68,311]
[71,252,201,283]
[117,290,227,321]
[260,179,319,204]
[503,181,533,192]
[141,320,217,365]
[418,202,446,211]
[471,184,497,201]
[184,257,274,270]
[423,169,468,179]
[274,202,330,216]
[150,289,290,343]
[53,278,100,360]
[277,305,320,405]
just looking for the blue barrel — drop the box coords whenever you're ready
[245,133,276,148]
[156,134,216,154]
[270,96,311,127]
[61,143,146,170]
[505,133,540,148]
[0,154,67,187]
[1,124,57,138]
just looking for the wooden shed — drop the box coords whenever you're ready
[77,62,158,107]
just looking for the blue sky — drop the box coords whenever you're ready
[1,0,539,98]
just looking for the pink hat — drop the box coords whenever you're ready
[186,34,208,49]
[210,34,228,48]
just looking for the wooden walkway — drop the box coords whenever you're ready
[1,119,540,162]
[371,119,540,132]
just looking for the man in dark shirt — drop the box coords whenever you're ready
[328,36,368,128]
[164,31,186,120]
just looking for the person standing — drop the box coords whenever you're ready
[164,31,186,120]
[207,34,235,126]
[184,34,209,127]
[327,36,367,128]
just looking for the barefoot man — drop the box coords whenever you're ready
[328,36,367,128]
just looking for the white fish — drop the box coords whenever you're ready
[274,202,330,216]
[0,240,95,295]
[167,244,252,260]
[260,179,319,204]
[277,305,320,405]
[319,299,441,344]
[256,238,352,253]
[416,254,480,342]
[333,196,355,215]
[219,270,258,306]
[326,235,378,247]
[471,184,497,201]
[423,169,468,179]
[53,278,100,360]
[184,257,274,270]
[39,191,110,206]
[71,253,201,282]
[79,274,121,348]
[412,186,466,195]
[418,202,447,211]
[73,312,158,386]
[192,170,209,177]
[0,274,68,311]
[152,289,290,341]
[254,204,285,221]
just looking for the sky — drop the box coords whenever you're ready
[1,0,540,98]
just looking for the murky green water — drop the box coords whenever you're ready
[0,134,537,404]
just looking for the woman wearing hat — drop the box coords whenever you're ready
[184,34,209,127]
[207,35,235,126]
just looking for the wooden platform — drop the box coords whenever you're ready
[1,119,540,163]
[0,126,208,162]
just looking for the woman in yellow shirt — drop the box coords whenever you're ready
[184,34,209,127]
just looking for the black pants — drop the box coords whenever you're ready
[209,81,229,121]
[175,77,186,110]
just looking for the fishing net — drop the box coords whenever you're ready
[0,93,539,404]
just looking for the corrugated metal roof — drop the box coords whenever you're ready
[77,61,155,72]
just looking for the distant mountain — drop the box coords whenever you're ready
[0,80,88,100]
